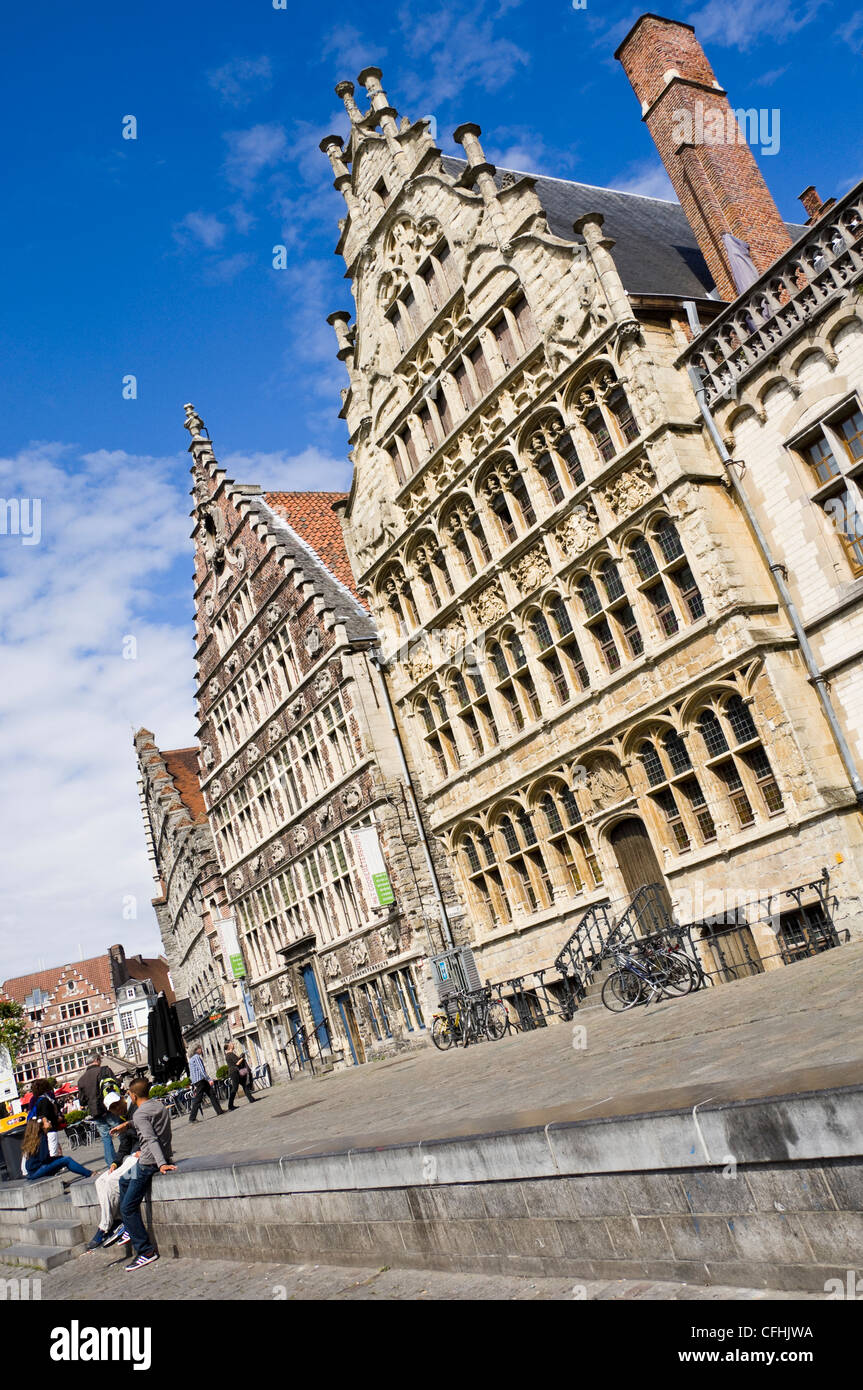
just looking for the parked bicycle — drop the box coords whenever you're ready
[431,984,511,1050]
[601,940,699,1012]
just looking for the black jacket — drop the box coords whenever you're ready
[77,1064,116,1119]
[114,1102,139,1163]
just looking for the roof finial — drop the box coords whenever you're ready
[183,403,209,440]
[335,79,363,124]
[319,134,361,214]
[357,66,398,138]
[327,310,355,367]
[453,122,498,204]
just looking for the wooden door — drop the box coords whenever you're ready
[609,817,672,915]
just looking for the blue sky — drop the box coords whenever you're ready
[1,0,861,979]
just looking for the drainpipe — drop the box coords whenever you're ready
[684,347,863,807]
[350,640,455,948]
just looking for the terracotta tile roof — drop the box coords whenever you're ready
[162,747,206,821]
[265,492,359,597]
[1,955,114,1004]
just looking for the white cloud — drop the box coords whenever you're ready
[207,56,273,107]
[175,211,228,250]
[485,127,579,179]
[683,0,827,49]
[223,123,288,195]
[395,0,530,107]
[320,24,386,77]
[221,446,351,493]
[839,8,863,51]
[0,443,196,980]
[201,252,254,284]
[610,159,677,201]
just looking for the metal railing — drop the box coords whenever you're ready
[281,1017,331,1081]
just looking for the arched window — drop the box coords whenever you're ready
[639,732,715,851]
[492,805,552,914]
[696,694,784,828]
[576,556,642,671]
[627,519,705,641]
[573,372,640,464]
[411,537,454,614]
[528,595,589,704]
[537,783,602,894]
[489,630,541,729]
[380,566,418,637]
[416,683,458,781]
[458,825,511,927]
[524,412,585,506]
[448,666,498,755]
[443,500,491,580]
[481,456,536,549]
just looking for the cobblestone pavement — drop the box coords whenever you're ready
[0,1252,817,1301]
[71,942,863,1171]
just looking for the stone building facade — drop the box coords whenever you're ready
[319,32,863,997]
[185,408,460,1074]
[1,948,171,1090]
[135,733,238,1077]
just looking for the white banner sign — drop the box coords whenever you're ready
[349,825,395,908]
[217,914,247,980]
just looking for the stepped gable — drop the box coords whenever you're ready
[1,956,114,1006]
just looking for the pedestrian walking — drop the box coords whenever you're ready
[77,1051,119,1167]
[21,1119,93,1183]
[118,1078,176,1271]
[84,1092,141,1250]
[187,1046,224,1122]
[225,1042,257,1110]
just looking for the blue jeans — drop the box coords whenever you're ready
[27,1156,93,1182]
[119,1163,158,1257]
[94,1116,118,1168]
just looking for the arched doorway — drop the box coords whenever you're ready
[608,817,672,915]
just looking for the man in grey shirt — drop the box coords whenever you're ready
[115,1078,177,1271]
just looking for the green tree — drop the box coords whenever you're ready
[0,1000,29,1065]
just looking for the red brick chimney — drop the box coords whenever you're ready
[615,13,792,300]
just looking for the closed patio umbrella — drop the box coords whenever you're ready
[147,992,187,1083]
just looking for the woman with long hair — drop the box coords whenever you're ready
[21,1117,93,1183]
[28,1078,62,1157]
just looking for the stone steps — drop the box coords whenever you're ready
[0,1242,78,1271]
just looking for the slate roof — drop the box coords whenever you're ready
[161,747,207,821]
[441,156,805,300]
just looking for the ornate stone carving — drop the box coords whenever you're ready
[601,460,656,519]
[244,626,259,653]
[543,314,582,373]
[324,953,341,980]
[314,671,332,698]
[250,853,263,874]
[268,722,283,746]
[380,925,399,954]
[208,678,220,699]
[230,870,244,891]
[291,698,305,720]
[201,744,215,769]
[349,937,369,968]
[246,743,259,764]
[271,841,285,864]
[305,627,322,658]
[555,502,600,557]
[204,596,215,619]
[294,826,308,850]
[266,602,282,629]
[468,580,507,629]
[510,543,551,596]
[406,645,434,683]
[343,786,362,812]
[584,756,629,811]
[210,779,222,800]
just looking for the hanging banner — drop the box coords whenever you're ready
[349,825,395,907]
[217,914,247,980]
[0,1045,18,1105]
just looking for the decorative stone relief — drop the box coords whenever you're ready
[510,543,551,597]
[201,744,215,769]
[555,502,600,558]
[230,870,244,891]
[601,460,657,519]
[584,756,629,811]
[291,698,304,720]
[468,580,507,630]
[225,652,240,675]
[266,602,282,629]
[250,854,263,874]
[343,786,362,812]
[324,953,341,980]
[268,722,283,746]
[294,826,308,849]
[204,596,215,619]
[244,626,259,653]
[246,743,259,764]
[380,925,399,954]
[210,779,222,800]
[349,937,369,968]
[406,646,433,683]
[208,678,220,699]
[271,841,285,865]
[314,671,332,698]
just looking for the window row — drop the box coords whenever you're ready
[212,696,358,868]
[385,292,539,482]
[797,400,863,572]
[210,623,305,759]
[235,823,376,978]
